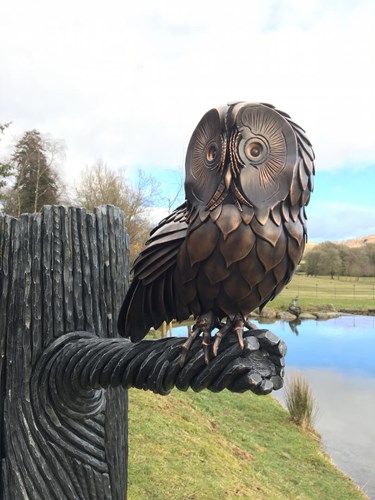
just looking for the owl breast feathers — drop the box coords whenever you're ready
[118,102,314,342]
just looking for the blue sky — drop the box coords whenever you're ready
[307,167,375,241]
[0,0,374,242]
[317,168,375,208]
[132,162,375,243]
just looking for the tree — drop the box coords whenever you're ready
[305,243,342,278]
[75,161,159,263]
[304,241,375,279]
[336,244,352,277]
[3,130,62,216]
[74,160,125,209]
[365,244,375,276]
[0,123,12,193]
[316,242,342,278]
[305,248,321,277]
[161,171,183,215]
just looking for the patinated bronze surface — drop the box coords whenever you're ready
[118,102,315,362]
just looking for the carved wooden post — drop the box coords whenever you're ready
[0,206,129,499]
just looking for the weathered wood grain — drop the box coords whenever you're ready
[0,206,129,499]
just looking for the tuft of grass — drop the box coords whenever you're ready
[284,374,316,431]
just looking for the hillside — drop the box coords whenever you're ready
[305,241,319,252]
[337,234,375,247]
[306,234,375,253]
[128,389,365,499]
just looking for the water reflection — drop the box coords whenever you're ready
[275,367,375,499]
[252,315,375,377]
[289,319,301,336]
[254,316,375,499]
[173,315,375,498]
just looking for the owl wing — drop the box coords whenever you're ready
[118,202,191,341]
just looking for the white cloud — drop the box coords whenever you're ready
[0,0,374,182]
[308,200,375,241]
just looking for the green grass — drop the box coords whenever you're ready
[270,274,375,313]
[128,389,365,499]
[285,374,316,431]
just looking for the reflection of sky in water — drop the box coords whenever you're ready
[173,315,375,376]
[276,366,375,500]
[173,315,375,498]
[262,315,375,498]
[252,315,375,377]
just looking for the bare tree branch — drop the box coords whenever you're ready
[75,161,159,263]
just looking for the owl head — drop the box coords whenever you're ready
[185,102,314,212]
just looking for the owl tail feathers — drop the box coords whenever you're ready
[117,279,150,342]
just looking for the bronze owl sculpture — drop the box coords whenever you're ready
[118,102,314,363]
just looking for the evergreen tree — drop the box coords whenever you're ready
[0,123,12,192]
[8,130,59,215]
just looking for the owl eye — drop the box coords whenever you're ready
[205,143,219,164]
[246,141,264,160]
[243,137,269,164]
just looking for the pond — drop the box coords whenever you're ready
[172,315,375,499]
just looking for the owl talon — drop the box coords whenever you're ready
[180,313,250,366]
[212,315,246,356]
[202,341,210,365]
[234,318,245,351]
[202,328,212,364]
[212,323,232,357]
[180,326,201,366]
[180,312,217,366]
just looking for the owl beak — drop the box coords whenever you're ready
[224,167,232,190]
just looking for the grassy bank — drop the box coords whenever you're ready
[270,274,375,313]
[128,389,365,499]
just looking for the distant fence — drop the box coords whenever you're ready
[274,275,375,306]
